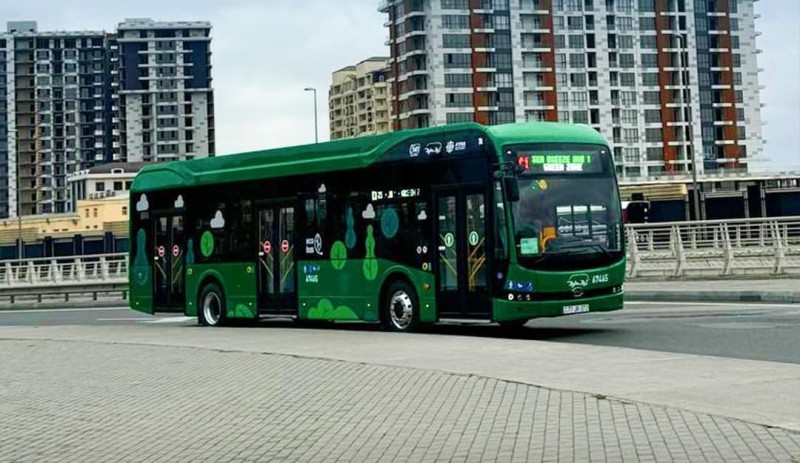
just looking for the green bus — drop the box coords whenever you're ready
[129,121,625,331]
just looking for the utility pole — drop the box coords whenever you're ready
[671,32,702,221]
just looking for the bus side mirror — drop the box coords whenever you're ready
[503,177,519,202]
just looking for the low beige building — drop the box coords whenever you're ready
[0,194,130,248]
[329,57,392,140]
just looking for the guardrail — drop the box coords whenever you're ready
[0,254,128,304]
[626,216,800,278]
[1,216,798,303]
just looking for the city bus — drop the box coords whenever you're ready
[129,121,625,331]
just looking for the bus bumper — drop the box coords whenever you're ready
[492,292,624,322]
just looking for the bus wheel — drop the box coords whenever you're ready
[199,283,226,327]
[383,280,419,333]
[498,319,529,330]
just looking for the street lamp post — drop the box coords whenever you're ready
[304,87,319,144]
[670,32,702,221]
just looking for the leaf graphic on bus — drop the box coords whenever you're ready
[345,206,356,249]
[132,228,149,286]
[330,241,347,270]
[363,225,378,280]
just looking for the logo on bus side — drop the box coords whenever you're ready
[567,273,590,297]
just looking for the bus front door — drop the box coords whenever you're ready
[153,214,185,311]
[434,188,491,319]
[256,204,297,316]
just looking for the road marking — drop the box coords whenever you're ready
[143,316,195,324]
[625,301,800,309]
[0,307,128,315]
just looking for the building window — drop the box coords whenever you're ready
[93,208,98,218]
[441,14,469,29]
[569,35,585,49]
[122,206,128,216]
[95,182,105,192]
[621,109,637,124]
[642,72,658,86]
[441,0,468,8]
[495,73,513,87]
[569,53,585,68]
[623,129,639,143]
[623,147,639,162]
[443,34,470,48]
[445,53,471,68]
[447,112,474,124]
[446,93,473,107]
[445,73,472,88]
[644,109,661,123]
[643,91,660,105]
[641,54,658,68]
[645,128,662,142]
[572,110,589,123]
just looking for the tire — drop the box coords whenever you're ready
[498,319,529,329]
[198,282,226,327]
[382,280,420,333]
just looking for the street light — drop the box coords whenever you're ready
[304,87,319,144]
[669,32,702,221]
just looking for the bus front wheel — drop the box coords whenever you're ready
[382,280,419,333]
[199,283,226,327]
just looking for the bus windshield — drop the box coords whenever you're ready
[504,144,623,270]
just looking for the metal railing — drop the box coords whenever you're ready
[626,216,800,278]
[0,254,128,287]
[1,216,798,299]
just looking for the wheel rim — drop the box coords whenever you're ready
[389,290,413,330]
[203,292,222,326]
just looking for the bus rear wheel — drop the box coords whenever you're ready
[199,283,226,327]
[382,280,419,333]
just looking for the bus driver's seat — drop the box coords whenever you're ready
[540,226,557,251]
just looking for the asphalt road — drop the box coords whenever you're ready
[1,301,798,364]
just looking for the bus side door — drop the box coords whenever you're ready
[434,187,491,318]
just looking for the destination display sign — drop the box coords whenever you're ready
[513,150,607,174]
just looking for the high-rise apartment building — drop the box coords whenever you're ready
[380,0,763,178]
[329,57,392,140]
[116,19,214,162]
[0,19,214,219]
[1,21,114,216]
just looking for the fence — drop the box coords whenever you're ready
[1,217,799,302]
[0,254,128,304]
[626,216,800,278]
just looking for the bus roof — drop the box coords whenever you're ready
[131,121,607,193]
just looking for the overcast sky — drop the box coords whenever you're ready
[3,0,798,170]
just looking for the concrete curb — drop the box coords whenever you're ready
[0,299,128,311]
[626,291,800,304]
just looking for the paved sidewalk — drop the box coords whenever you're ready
[1,339,798,463]
[626,278,800,303]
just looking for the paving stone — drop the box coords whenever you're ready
[0,339,797,463]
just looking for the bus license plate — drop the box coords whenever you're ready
[563,304,590,315]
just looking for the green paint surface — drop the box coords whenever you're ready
[131,122,606,194]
